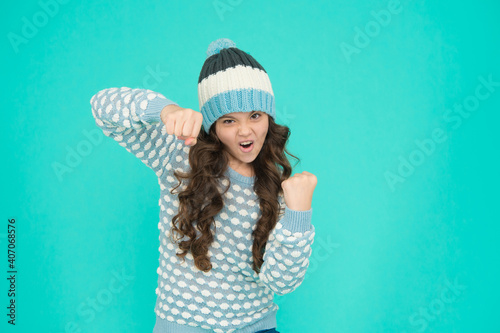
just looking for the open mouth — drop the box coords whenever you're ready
[239,141,254,152]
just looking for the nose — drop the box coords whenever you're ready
[237,122,252,135]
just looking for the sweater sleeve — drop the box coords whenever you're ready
[90,87,182,178]
[257,195,315,296]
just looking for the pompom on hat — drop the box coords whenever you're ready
[197,38,276,133]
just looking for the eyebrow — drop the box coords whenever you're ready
[220,111,259,119]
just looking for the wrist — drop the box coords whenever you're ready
[285,203,312,211]
[161,104,182,122]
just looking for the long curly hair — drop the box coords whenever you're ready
[168,116,300,274]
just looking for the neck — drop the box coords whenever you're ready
[230,163,254,177]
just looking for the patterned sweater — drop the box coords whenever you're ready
[90,87,316,333]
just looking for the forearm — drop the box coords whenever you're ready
[90,87,178,132]
[258,206,315,296]
[89,87,182,176]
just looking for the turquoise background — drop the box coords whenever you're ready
[2,0,499,332]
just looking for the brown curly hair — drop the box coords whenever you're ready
[168,115,300,274]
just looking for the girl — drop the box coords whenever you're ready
[90,38,317,333]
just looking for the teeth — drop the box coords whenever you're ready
[240,141,252,145]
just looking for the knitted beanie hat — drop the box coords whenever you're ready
[198,38,276,134]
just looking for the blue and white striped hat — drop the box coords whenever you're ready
[198,38,276,134]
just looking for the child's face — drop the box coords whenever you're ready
[215,111,269,171]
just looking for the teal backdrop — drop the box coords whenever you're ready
[2,0,499,332]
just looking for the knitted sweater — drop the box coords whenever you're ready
[90,87,315,333]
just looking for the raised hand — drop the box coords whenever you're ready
[281,171,318,211]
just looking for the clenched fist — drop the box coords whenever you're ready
[281,171,318,211]
[160,104,203,146]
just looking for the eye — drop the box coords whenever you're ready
[222,113,260,124]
